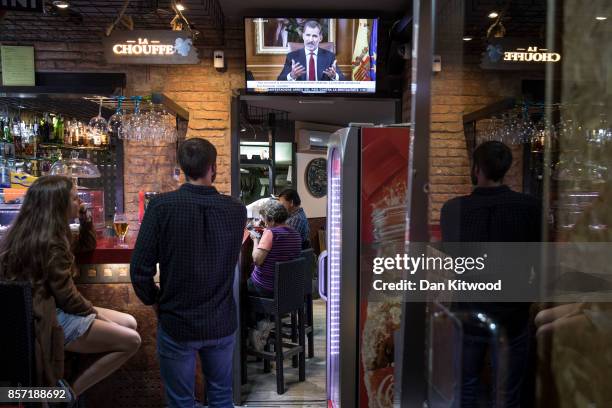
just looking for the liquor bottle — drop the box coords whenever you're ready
[64,119,71,145]
[77,123,85,147]
[100,130,108,147]
[85,127,93,147]
[92,127,101,147]
[53,116,64,144]
[0,159,10,188]
[58,116,65,145]
[36,116,43,144]
[6,118,15,143]
[43,114,52,144]
[1,119,8,142]
[12,118,21,156]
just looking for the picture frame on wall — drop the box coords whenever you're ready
[305,157,327,198]
[254,18,336,55]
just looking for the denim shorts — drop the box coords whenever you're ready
[56,308,96,345]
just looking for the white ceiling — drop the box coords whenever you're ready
[219,0,410,17]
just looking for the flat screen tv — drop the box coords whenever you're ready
[244,17,378,94]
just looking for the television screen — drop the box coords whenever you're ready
[244,17,378,94]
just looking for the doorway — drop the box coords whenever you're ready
[231,94,401,406]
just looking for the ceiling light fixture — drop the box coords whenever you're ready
[488,11,499,19]
[52,0,69,8]
[595,16,607,21]
[176,1,186,11]
[463,36,474,41]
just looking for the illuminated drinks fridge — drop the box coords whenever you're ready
[319,126,410,408]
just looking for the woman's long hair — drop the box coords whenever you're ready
[0,176,73,283]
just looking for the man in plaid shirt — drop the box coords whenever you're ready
[278,189,310,249]
[131,138,246,408]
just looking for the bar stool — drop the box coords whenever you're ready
[245,257,307,394]
[291,249,315,359]
[302,249,315,358]
[283,248,316,367]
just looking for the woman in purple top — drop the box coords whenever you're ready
[248,200,302,297]
[247,200,301,350]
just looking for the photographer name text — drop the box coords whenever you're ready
[373,279,502,292]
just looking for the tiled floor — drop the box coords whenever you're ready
[240,299,327,407]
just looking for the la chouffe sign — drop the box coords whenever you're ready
[103,30,199,65]
[0,0,43,12]
[503,46,561,63]
[481,38,561,70]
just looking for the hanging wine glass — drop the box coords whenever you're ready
[131,96,143,141]
[108,96,124,134]
[89,98,108,133]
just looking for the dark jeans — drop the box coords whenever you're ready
[157,324,235,408]
[247,277,273,298]
[460,327,530,408]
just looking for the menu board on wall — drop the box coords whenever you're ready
[1,45,35,86]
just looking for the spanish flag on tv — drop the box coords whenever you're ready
[351,19,372,81]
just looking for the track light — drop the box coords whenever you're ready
[53,0,69,8]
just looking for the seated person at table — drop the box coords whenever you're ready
[0,176,141,404]
[278,188,310,249]
[248,200,301,350]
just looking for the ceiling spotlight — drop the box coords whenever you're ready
[52,0,69,8]
[595,16,607,21]
[488,11,499,19]
[463,36,474,41]
[176,2,186,11]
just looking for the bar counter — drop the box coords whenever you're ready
[71,237,176,408]
[76,237,134,265]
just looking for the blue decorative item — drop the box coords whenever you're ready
[487,44,504,62]
[175,38,192,57]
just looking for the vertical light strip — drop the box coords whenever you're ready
[329,149,342,356]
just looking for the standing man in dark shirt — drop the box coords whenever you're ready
[131,138,246,408]
[278,188,311,249]
[440,141,541,407]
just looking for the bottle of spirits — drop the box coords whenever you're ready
[7,118,15,143]
[43,113,52,144]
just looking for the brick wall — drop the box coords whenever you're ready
[5,20,245,234]
[404,51,539,225]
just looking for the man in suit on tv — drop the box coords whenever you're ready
[277,20,346,81]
